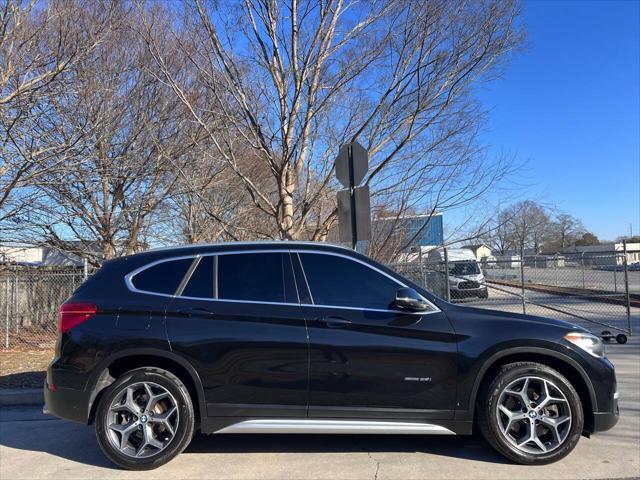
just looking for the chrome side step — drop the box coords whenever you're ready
[214,419,455,435]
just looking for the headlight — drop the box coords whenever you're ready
[564,332,605,358]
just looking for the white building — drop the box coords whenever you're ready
[462,244,492,262]
[0,245,44,264]
[0,245,85,267]
[561,243,640,266]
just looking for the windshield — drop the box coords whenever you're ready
[448,261,480,276]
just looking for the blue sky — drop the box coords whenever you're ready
[477,0,639,241]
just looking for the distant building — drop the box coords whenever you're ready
[463,244,492,262]
[373,213,444,250]
[561,242,640,266]
[0,245,87,267]
[492,254,521,269]
[0,245,45,265]
[523,255,565,268]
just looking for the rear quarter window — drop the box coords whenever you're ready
[131,258,193,295]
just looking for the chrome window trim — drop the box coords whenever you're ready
[124,247,440,314]
[175,255,202,297]
[294,252,314,304]
[125,254,200,299]
[294,249,438,314]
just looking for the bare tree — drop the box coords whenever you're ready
[2,0,525,262]
[143,0,524,245]
[483,200,552,255]
[550,213,585,249]
[0,0,116,232]
[482,208,516,255]
[22,3,200,263]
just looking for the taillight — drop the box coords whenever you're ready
[59,302,97,333]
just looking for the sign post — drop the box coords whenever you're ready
[335,142,371,249]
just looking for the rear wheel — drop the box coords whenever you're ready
[478,362,583,464]
[95,367,194,470]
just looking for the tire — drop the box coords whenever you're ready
[95,367,195,470]
[477,362,583,465]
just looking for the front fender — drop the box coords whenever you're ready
[455,344,598,421]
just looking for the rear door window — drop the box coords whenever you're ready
[182,256,215,298]
[131,258,193,295]
[218,253,286,303]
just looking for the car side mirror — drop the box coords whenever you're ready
[395,287,429,312]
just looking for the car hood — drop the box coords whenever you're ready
[446,304,586,332]
[449,273,484,284]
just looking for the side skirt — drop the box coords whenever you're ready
[206,419,463,435]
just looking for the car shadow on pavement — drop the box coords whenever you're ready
[185,432,512,464]
[0,417,116,469]
[0,371,46,389]
[0,414,509,469]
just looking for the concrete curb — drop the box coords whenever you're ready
[0,388,43,406]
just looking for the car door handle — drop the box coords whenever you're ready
[316,316,352,328]
[177,307,217,317]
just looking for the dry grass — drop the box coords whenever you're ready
[0,350,53,389]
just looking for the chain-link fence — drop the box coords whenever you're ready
[0,266,87,350]
[389,248,639,340]
[1,248,638,351]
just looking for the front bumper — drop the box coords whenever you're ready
[450,285,487,298]
[592,391,619,433]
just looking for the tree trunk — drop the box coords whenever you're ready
[279,166,296,239]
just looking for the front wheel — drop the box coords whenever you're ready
[95,367,195,470]
[478,362,583,464]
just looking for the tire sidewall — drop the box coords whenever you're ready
[95,368,194,470]
[483,364,584,464]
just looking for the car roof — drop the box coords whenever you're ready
[148,240,345,251]
[145,240,349,253]
[122,241,353,264]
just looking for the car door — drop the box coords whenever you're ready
[165,251,309,418]
[293,250,458,420]
[122,256,195,336]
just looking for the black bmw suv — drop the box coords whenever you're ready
[44,242,619,470]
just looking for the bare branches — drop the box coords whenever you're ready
[2,3,202,262]
[0,0,118,226]
[144,0,523,245]
[481,201,590,255]
[2,0,525,262]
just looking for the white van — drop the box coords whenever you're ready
[425,247,488,299]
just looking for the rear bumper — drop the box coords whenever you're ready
[43,361,92,424]
[43,379,91,423]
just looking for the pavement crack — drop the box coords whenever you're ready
[367,451,381,480]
